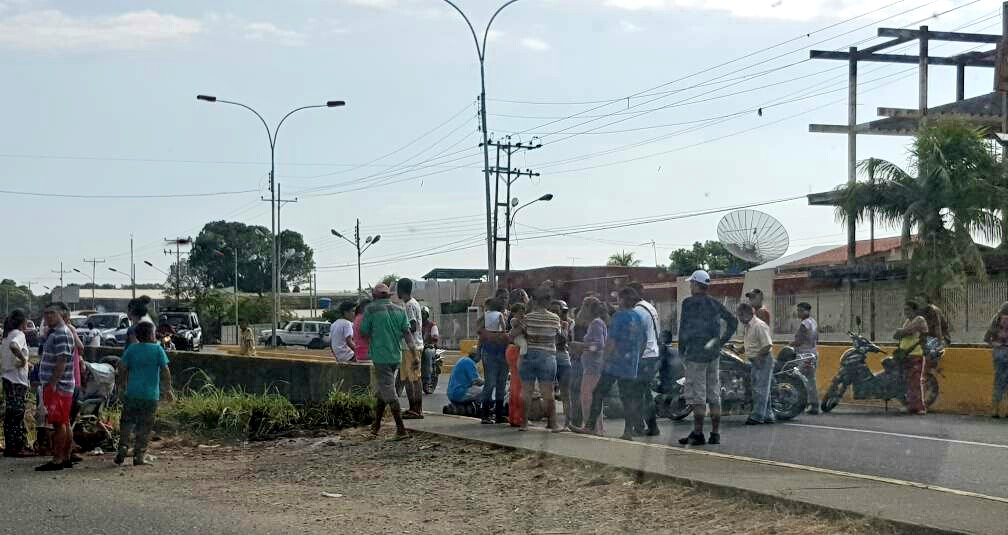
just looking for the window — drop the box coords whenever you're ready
[305,323,319,334]
[288,322,302,332]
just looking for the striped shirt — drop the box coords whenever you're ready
[39,323,75,393]
[524,309,560,353]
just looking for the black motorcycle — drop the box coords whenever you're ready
[655,341,810,421]
[422,346,445,395]
[820,330,941,413]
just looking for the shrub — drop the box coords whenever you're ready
[301,387,375,429]
[163,384,300,439]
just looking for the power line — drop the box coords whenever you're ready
[0,188,260,199]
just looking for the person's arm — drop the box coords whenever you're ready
[757,324,773,358]
[429,324,440,346]
[718,302,740,346]
[894,316,928,339]
[115,352,129,396]
[160,366,175,402]
[792,322,808,348]
[11,339,28,368]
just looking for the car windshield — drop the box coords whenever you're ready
[69,317,89,329]
[87,314,120,329]
[160,314,191,329]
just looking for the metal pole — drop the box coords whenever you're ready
[356,218,362,296]
[270,146,278,345]
[919,26,929,115]
[130,234,136,299]
[234,250,239,344]
[847,46,858,265]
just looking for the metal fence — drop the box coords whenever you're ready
[773,278,1008,344]
[220,323,272,346]
[435,311,482,349]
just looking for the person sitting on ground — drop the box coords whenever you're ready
[238,319,256,356]
[447,350,484,405]
[115,321,175,466]
[329,301,357,363]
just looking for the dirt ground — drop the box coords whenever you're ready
[88,426,891,535]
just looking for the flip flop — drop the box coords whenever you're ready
[388,433,411,442]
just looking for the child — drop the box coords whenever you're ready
[29,363,51,457]
[509,302,528,356]
[484,298,506,334]
[115,321,175,466]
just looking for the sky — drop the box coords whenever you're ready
[0,0,1003,293]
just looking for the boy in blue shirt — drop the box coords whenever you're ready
[115,321,174,466]
[448,350,484,404]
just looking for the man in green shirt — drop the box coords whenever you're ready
[361,283,417,439]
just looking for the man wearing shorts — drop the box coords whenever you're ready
[677,271,737,446]
[362,283,416,439]
[36,302,76,471]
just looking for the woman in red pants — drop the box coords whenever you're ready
[894,300,928,414]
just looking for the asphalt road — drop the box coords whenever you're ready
[422,376,1008,500]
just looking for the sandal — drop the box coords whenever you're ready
[402,411,425,420]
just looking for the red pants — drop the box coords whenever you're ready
[904,356,926,414]
[506,345,524,427]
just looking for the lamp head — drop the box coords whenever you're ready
[196,94,217,102]
[371,235,381,245]
[330,229,343,238]
[326,100,346,107]
[539,193,554,202]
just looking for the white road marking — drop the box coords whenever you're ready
[781,422,1008,450]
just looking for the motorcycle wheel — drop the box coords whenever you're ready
[820,377,846,413]
[655,393,693,421]
[924,374,939,408]
[771,373,809,421]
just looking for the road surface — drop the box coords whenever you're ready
[422,375,1008,500]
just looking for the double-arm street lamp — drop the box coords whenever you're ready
[331,219,381,296]
[504,192,553,287]
[197,94,345,345]
[441,0,522,292]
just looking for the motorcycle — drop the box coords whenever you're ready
[655,342,810,421]
[422,346,445,395]
[820,328,941,413]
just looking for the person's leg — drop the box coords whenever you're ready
[749,356,773,423]
[638,359,659,435]
[479,353,500,423]
[116,400,137,463]
[519,380,535,430]
[805,355,820,414]
[401,350,423,417]
[617,379,640,440]
[492,353,509,423]
[992,348,1008,417]
[506,346,525,427]
[905,356,925,414]
[581,374,617,433]
[557,361,573,427]
[568,357,583,428]
[541,356,560,431]
[518,352,537,430]
[580,372,602,432]
[421,348,433,390]
[132,401,157,465]
[679,361,707,445]
[2,380,18,454]
[12,383,29,453]
[371,399,385,435]
[708,359,722,437]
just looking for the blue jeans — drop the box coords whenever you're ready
[519,349,557,384]
[750,355,775,422]
[480,351,508,403]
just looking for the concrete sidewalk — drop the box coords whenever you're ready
[408,414,1008,535]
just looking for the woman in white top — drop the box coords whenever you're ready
[329,301,357,363]
[2,309,33,456]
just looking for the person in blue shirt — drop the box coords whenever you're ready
[115,321,174,466]
[448,350,484,404]
[574,287,645,440]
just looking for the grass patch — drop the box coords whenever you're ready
[157,384,375,440]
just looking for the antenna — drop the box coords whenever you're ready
[716,209,789,264]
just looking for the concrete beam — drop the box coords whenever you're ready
[877,27,1002,44]
[810,49,996,67]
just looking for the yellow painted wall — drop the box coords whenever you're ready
[794,344,995,415]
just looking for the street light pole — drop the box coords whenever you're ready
[505,193,553,288]
[331,221,381,297]
[197,95,345,345]
[442,0,522,292]
[108,267,135,300]
[214,248,240,345]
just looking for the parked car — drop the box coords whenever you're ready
[83,313,130,346]
[260,320,331,348]
[157,309,202,351]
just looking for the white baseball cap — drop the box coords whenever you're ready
[687,270,711,286]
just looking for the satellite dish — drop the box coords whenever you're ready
[716,209,789,264]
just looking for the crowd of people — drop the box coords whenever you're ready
[0,296,174,471]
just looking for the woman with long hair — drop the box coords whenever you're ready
[352,298,372,362]
[505,289,530,427]
[572,296,608,434]
[2,309,34,457]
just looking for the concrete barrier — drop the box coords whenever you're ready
[94,347,372,404]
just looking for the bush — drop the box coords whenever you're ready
[301,387,375,429]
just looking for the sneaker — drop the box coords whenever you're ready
[480,417,495,424]
[619,433,635,441]
[34,462,64,472]
[402,411,424,420]
[745,418,764,425]
[708,432,721,445]
[645,427,661,437]
[114,452,126,466]
[678,431,706,446]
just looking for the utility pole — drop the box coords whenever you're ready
[264,182,298,329]
[52,262,71,302]
[130,234,136,299]
[163,237,193,303]
[485,136,541,288]
[81,257,106,310]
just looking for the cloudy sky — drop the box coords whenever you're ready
[1,0,1001,291]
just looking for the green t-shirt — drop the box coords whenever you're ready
[361,299,409,365]
[120,341,170,401]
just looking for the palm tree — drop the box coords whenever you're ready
[835,120,1008,300]
[607,250,641,267]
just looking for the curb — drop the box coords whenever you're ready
[411,415,975,535]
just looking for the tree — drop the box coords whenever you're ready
[189,221,315,294]
[380,273,399,287]
[835,120,1008,300]
[606,251,641,267]
[668,240,756,275]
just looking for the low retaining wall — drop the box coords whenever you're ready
[94,347,372,404]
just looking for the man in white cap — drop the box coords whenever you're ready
[677,270,737,446]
